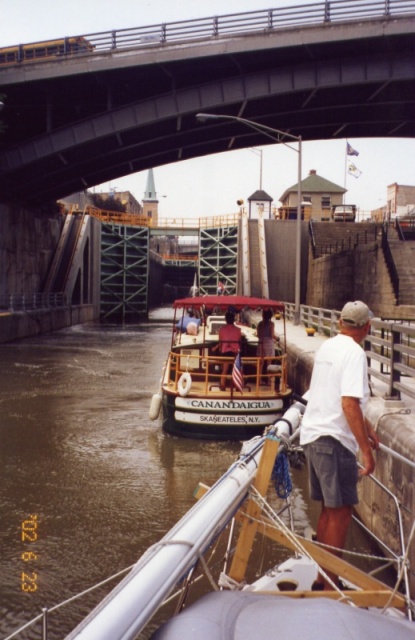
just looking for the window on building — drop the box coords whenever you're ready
[303,195,312,203]
[321,195,331,209]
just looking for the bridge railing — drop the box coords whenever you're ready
[284,302,415,402]
[2,1,415,65]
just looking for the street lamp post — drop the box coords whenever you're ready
[196,112,302,325]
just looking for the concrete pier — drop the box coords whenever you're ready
[280,318,415,598]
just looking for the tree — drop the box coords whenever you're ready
[89,192,127,213]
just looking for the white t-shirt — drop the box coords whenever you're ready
[300,334,369,455]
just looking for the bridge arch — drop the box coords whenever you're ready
[0,10,414,203]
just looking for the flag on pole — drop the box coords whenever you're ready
[348,162,362,179]
[347,142,359,156]
[232,352,244,393]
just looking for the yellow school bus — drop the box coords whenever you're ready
[0,37,94,64]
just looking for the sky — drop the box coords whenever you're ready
[1,0,414,219]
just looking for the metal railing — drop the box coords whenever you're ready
[284,302,415,402]
[381,226,400,304]
[2,0,414,66]
[79,205,241,230]
[0,293,66,312]
[309,220,382,258]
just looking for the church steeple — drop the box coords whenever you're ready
[143,168,159,224]
[144,168,157,201]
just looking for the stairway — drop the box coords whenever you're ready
[387,227,415,305]
[44,213,85,294]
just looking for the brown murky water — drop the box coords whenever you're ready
[0,312,317,639]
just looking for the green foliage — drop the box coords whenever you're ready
[89,192,127,213]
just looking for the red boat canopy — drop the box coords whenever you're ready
[173,295,285,312]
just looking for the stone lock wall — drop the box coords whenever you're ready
[0,203,63,296]
[306,240,415,320]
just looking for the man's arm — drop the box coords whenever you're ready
[342,396,375,476]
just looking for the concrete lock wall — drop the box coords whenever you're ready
[264,220,309,304]
[0,305,96,342]
[287,341,415,597]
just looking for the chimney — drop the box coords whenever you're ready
[309,169,317,175]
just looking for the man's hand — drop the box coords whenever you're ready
[342,396,377,476]
[359,448,375,476]
[365,418,380,450]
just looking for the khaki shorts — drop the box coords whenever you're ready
[303,436,359,508]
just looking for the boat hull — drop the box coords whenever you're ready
[152,590,415,640]
[161,391,290,440]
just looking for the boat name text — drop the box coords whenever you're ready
[184,400,274,410]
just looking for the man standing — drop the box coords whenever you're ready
[300,301,380,590]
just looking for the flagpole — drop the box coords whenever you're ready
[344,140,348,198]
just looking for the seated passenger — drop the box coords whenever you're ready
[256,309,278,383]
[213,310,241,390]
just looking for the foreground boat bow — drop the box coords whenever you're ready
[66,403,415,639]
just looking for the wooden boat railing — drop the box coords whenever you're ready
[165,350,289,395]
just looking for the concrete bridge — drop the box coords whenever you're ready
[0,0,414,202]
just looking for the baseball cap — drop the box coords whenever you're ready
[340,301,373,327]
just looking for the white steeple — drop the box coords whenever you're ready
[144,168,157,202]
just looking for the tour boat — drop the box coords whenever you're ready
[149,295,292,440]
[66,402,415,640]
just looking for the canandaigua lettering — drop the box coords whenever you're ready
[188,400,273,410]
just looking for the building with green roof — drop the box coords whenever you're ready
[279,169,347,221]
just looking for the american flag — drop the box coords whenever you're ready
[232,352,244,393]
[347,142,359,157]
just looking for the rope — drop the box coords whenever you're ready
[248,487,346,596]
[272,451,292,499]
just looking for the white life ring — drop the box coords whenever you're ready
[178,372,192,397]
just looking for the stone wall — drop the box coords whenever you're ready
[306,239,415,320]
[0,203,63,296]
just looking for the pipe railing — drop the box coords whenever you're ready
[381,226,400,304]
[284,302,415,402]
[0,293,66,312]
[2,0,414,66]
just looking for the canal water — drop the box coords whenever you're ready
[0,311,322,639]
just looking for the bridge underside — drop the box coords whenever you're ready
[0,17,414,203]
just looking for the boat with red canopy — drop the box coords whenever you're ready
[150,295,292,439]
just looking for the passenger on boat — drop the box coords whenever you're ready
[217,281,226,296]
[240,305,253,326]
[175,309,201,333]
[299,300,380,591]
[212,310,241,390]
[256,309,278,384]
